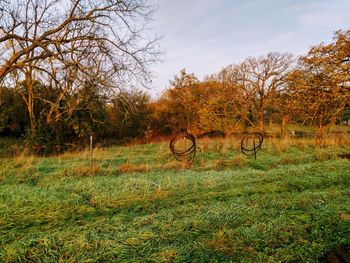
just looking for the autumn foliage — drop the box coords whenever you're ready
[1,29,349,149]
[149,30,349,137]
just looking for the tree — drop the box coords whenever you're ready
[0,85,28,135]
[108,90,151,138]
[21,81,109,150]
[230,52,294,133]
[0,0,160,146]
[158,69,200,132]
[285,30,350,141]
[197,72,248,134]
[0,0,159,84]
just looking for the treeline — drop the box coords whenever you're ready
[1,30,349,149]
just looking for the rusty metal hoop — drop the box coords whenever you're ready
[240,132,264,160]
[170,132,196,162]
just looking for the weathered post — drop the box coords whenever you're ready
[89,135,93,166]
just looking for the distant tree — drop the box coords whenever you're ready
[158,69,200,132]
[169,69,199,89]
[285,30,350,140]
[286,69,344,141]
[23,81,108,149]
[231,52,294,133]
[0,86,28,136]
[62,83,109,138]
[197,72,247,134]
[341,106,350,125]
[108,90,151,138]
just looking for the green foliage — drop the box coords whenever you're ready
[14,82,109,153]
[108,90,151,138]
[25,121,55,149]
[341,106,350,123]
[0,86,28,136]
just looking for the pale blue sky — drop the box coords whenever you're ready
[149,0,350,97]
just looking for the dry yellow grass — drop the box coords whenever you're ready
[118,162,151,173]
[162,160,179,170]
[61,165,102,177]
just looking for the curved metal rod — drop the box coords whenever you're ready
[241,132,264,159]
[170,131,196,162]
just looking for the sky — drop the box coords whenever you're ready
[147,0,350,97]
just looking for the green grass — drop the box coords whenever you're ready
[0,137,350,262]
[263,123,350,134]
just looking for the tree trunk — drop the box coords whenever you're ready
[259,96,265,134]
[259,110,265,134]
[25,70,36,131]
[316,121,325,146]
[281,113,287,138]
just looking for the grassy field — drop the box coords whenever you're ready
[0,135,350,262]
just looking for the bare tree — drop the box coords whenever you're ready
[0,0,160,130]
[231,52,294,133]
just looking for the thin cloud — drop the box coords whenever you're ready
[297,0,350,29]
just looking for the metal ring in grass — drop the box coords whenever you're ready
[240,132,264,160]
[169,131,196,162]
